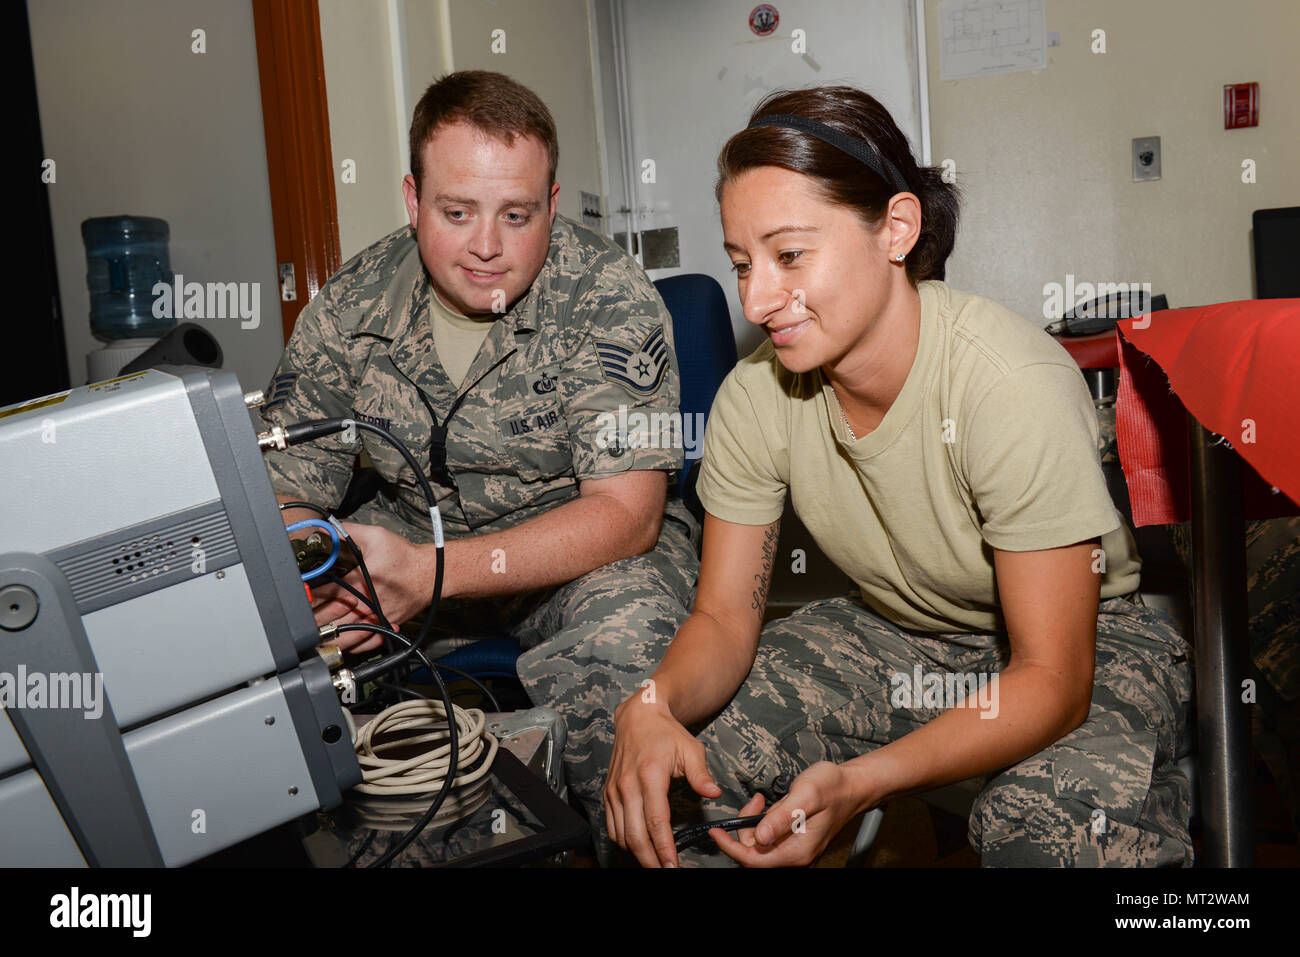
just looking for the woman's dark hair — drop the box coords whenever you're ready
[716,86,959,284]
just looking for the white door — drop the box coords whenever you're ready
[599,0,927,354]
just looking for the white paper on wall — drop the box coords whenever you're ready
[938,0,1047,80]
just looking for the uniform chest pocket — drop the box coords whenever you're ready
[494,366,573,483]
[361,418,432,490]
[351,382,432,487]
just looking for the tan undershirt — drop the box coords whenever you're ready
[429,288,495,388]
[696,280,1141,634]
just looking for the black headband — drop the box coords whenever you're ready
[746,113,909,194]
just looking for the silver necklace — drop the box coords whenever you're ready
[832,386,857,441]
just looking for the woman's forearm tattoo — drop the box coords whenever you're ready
[750,521,780,621]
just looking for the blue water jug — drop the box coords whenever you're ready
[82,216,176,341]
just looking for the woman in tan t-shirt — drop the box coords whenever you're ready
[601,86,1193,868]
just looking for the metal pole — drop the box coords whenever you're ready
[1187,417,1254,866]
[609,0,637,257]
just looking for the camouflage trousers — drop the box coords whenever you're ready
[501,502,701,855]
[551,587,1194,867]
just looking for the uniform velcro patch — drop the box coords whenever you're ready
[261,371,299,412]
[594,326,669,395]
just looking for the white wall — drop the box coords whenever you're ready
[923,0,1300,322]
[446,0,604,224]
[30,0,284,394]
[319,0,412,261]
[612,0,924,354]
[402,0,454,147]
[320,0,604,254]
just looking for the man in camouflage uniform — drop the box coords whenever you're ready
[258,71,699,857]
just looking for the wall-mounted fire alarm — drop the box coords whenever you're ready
[1224,83,1259,129]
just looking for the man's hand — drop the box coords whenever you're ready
[605,693,723,867]
[709,762,866,867]
[309,523,438,652]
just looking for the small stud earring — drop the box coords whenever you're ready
[894,253,905,262]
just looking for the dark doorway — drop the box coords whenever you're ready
[8,1,70,409]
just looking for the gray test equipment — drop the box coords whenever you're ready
[0,367,360,866]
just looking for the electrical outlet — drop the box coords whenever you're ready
[1132,136,1161,182]
[580,191,602,229]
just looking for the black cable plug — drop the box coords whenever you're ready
[285,418,353,446]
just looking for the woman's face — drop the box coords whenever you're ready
[720,165,898,375]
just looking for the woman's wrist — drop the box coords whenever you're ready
[842,748,903,815]
[616,673,674,720]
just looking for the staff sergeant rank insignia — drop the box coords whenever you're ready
[260,371,299,413]
[594,326,669,396]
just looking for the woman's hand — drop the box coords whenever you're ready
[601,513,782,866]
[310,522,438,652]
[604,693,723,868]
[710,761,867,867]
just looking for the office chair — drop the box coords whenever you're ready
[433,273,739,681]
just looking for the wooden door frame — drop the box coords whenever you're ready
[252,0,341,345]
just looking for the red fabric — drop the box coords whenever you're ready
[1059,331,1120,369]
[1114,299,1300,526]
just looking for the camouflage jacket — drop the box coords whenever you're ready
[260,216,685,543]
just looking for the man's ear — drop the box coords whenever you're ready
[548,181,560,225]
[402,174,420,229]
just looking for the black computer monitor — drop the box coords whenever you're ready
[1253,206,1300,299]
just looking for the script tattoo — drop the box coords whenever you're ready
[751,521,780,620]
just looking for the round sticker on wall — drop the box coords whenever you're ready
[749,4,779,37]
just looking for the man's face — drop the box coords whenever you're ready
[402,121,558,318]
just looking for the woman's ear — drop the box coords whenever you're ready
[885,191,922,261]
